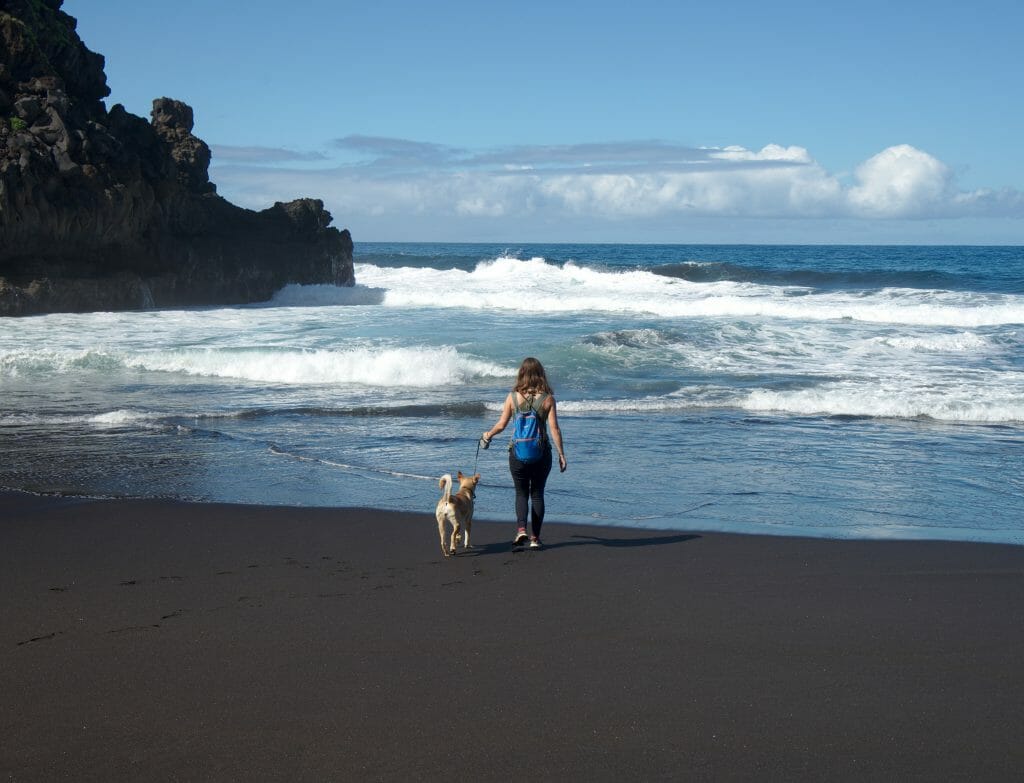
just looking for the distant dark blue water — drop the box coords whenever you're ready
[2,244,1023,544]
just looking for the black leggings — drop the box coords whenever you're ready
[509,449,553,538]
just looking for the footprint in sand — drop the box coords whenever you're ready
[17,631,63,646]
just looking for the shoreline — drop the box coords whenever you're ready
[3,492,1024,780]
[5,487,1022,548]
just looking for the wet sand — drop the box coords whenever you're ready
[3,491,1023,781]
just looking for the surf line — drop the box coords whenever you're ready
[268,443,522,488]
[269,443,515,491]
[270,442,537,494]
[268,444,438,482]
[268,445,718,519]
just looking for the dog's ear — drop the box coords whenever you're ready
[474,473,480,481]
[457,470,465,480]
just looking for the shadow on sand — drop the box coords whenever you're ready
[470,532,701,556]
[547,533,702,550]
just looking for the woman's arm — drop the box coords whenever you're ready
[481,394,514,444]
[545,397,567,472]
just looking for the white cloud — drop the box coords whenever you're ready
[848,144,953,217]
[708,144,814,164]
[210,145,328,164]
[536,150,844,218]
[210,139,1024,237]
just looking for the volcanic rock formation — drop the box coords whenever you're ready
[0,0,353,316]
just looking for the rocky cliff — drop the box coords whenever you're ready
[0,0,353,316]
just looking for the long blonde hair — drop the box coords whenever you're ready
[513,357,553,395]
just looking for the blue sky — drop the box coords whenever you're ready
[64,0,1024,244]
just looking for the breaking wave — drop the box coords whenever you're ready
[349,257,1024,327]
[0,346,511,387]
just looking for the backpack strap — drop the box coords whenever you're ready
[514,391,548,414]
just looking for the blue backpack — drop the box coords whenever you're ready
[511,393,547,463]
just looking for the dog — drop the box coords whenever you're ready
[435,471,480,558]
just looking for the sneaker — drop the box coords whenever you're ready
[529,538,542,549]
[513,529,528,545]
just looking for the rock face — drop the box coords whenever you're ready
[0,0,353,316]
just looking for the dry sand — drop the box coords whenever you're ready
[3,492,1023,781]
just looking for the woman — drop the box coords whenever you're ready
[481,357,567,549]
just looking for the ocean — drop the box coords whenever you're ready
[2,243,1022,544]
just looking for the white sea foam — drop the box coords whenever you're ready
[738,384,1024,423]
[554,372,1024,423]
[590,316,1016,390]
[131,346,509,386]
[0,348,117,378]
[556,397,698,413]
[268,284,386,307]
[0,344,509,387]
[559,393,1024,423]
[868,331,991,352]
[0,409,162,427]
[88,409,161,426]
[351,258,1024,327]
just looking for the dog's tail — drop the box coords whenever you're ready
[438,473,453,505]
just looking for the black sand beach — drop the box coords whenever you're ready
[3,491,1024,781]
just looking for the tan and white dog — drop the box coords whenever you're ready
[435,471,480,558]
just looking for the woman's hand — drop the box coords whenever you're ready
[558,454,567,472]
